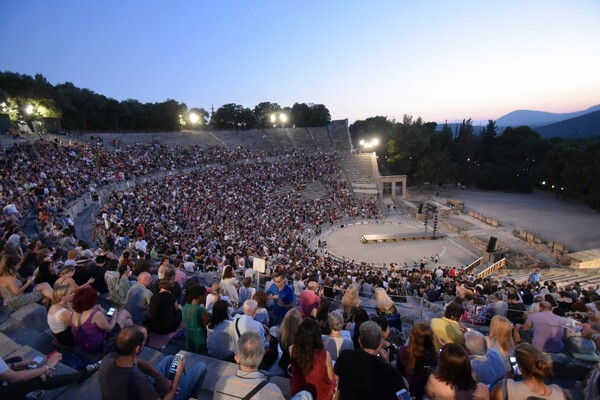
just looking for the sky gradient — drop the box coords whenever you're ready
[1,1,599,124]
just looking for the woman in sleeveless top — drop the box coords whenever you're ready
[290,318,336,400]
[182,285,208,353]
[70,286,133,353]
[491,343,565,400]
[0,254,51,310]
[47,285,75,346]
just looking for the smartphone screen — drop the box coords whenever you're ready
[396,389,411,400]
[168,354,183,376]
[106,307,116,317]
[509,356,520,375]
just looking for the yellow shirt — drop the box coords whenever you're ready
[431,317,465,349]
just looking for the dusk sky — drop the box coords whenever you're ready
[1,1,599,124]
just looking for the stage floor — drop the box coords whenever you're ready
[323,218,480,268]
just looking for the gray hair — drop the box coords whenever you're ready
[328,310,345,331]
[464,329,487,356]
[243,299,258,315]
[359,321,382,350]
[237,332,265,369]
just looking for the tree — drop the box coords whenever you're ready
[290,103,311,127]
[479,120,497,163]
[211,103,256,129]
[254,102,282,127]
[307,104,331,127]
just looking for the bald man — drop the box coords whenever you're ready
[518,301,567,352]
[299,281,321,318]
[124,272,153,325]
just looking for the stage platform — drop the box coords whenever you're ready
[360,232,446,244]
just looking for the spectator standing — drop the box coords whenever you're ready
[266,272,295,326]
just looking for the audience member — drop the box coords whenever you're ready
[425,343,489,400]
[99,325,207,400]
[290,318,336,400]
[490,343,565,400]
[213,332,286,400]
[335,320,406,400]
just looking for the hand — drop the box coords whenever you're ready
[46,351,62,368]
[87,277,95,284]
[175,355,185,377]
[379,347,390,364]
[26,276,34,285]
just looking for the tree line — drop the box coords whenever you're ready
[350,116,600,211]
[0,72,331,131]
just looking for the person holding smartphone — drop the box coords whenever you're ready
[0,351,101,400]
[98,325,207,400]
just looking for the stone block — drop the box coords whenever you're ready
[11,303,49,332]
[526,233,535,240]
[0,331,21,358]
[519,230,527,239]
[0,316,23,334]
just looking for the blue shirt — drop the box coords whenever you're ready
[267,283,294,319]
[470,349,506,385]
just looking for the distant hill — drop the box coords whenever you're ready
[496,104,600,127]
[535,109,600,138]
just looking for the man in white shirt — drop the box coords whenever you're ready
[229,300,269,353]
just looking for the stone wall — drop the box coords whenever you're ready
[468,210,500,227]
[517,230,568,256]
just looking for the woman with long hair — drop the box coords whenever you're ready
[341,286,361,322]
[397,323,439,400]
[425,343,489,400]
[0,255,53,310]
[315,297,332,335]
[374,287,398,316]
[47,284,75,346]
[207,299,235,360]
[485,315,515,372]
[277,308,303,374]
[290,318,336,400]
[490,343,565,400]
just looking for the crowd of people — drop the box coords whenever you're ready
[1,137,600,399]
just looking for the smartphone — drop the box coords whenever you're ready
[168,354,183,378]
[509,356,520,375]
[396,388,411,400]
[28,355,45,368]
[106,307,116,317]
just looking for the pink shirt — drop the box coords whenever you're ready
[299,289,321,318]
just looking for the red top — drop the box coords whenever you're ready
[291,348,336,400]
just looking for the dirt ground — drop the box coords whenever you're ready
[440,188,600,252]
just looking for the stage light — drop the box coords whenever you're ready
[189,113,200,124]
[279,113,287,123]
[270,114,277,123]
[25,104,34,115]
